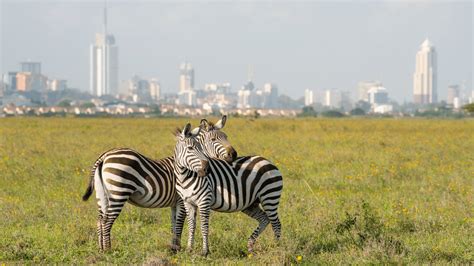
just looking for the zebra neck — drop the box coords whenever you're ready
[173,164,199,182]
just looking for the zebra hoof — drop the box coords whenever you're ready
[201,250,209,257]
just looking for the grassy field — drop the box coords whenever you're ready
[0,117,473,264]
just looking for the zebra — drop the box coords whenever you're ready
[81,116,237,252]
[173,123,283,256]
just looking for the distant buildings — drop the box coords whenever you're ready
[323,89,351,111]
[413,39,437,104]
[447,85,460,108]
[20,61,41,74]
[358,81,382,102]
[367,86,388,105]
[237,81,279,109]
[48,79,67,91]
[304,89,313,106]
[121,75,161,103]
[179,62,194,93]
[16,72,47,92]
[177,62,196,106]
[90,7,119,97]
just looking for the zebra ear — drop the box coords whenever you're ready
[214,115,227,130]
[200,119,210,130]
[190,126,201,137]
[181,123,192,137]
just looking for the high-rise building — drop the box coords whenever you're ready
[304,89,314,106]
[149,79,161,102]
[447,85,460,106]
[367,86,389,105]
[20,62,41,74]
[3,72,18,91]
[413,39,437,104]
[16,72,47,92]
[324,89,341,109]
[90,7,119,97]
[262,83,279,108]
[358,81,382,102]
[179,62,194,93]
[48,79,67,91]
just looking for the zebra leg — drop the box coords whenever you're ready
[242,204,270,253]
[174,199,186,251]
[101,199,127,251]
[170,199,185,252]
[261,200,281,241]
[170,205,178,251]
[97,208,105,251]
[184,202,197,252]
[198,204,211,256]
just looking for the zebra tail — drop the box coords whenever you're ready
[82,153,106,201]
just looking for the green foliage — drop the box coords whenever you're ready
[350,108,366,116]
[321,110,345,118]
[462,103,474,113]
[298,106,318,117]
[0,118,473,263]
[57,99,71,107]
[80,102,95,108]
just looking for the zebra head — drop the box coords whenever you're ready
[199,115,238,163]
[174,123,210,177]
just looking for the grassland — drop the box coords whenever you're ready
[0,117,473,264]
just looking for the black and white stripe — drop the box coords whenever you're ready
[173,124,283,256]
[82,116,236,252]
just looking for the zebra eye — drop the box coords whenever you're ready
[211,138,216,141]
[187,146,194,150]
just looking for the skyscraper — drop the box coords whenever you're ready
[304,89,314,106]
[358,81,382,102]
[20,62,41,74]
[90,6,119,97]
[413,39,437,104]
[179,62,194,93]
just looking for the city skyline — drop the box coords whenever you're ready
[1,1,472,101]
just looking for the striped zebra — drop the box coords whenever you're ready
[81,116,237,252]
[173,124,283,256]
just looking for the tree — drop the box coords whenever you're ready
[462,103,474,114]
[321,110,345,118]
[298,106,318,117]
[350,108,366,116]
[57,99,71,107]
[80,102,95,108]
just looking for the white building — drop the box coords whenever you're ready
[90,7,119,97]
[178,90,197,106]
[262,83,279,108]
[324,89,342,109]
[304,89,314,106]
[413,39,437,104]
[358,81,382,102]
[367,86,388,105]
[179,62,194,93]
[149,78,161,102]
[48,79,67,91]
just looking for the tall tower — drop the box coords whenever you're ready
[179,62,194,93]
[90,4,119,97]
[413,39,437,104]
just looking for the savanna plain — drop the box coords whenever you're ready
[0,117,473,264]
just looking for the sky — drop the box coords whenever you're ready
[0,0,472,102]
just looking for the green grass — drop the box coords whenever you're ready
[0,117,473,264]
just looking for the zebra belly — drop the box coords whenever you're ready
[127,192,175,208]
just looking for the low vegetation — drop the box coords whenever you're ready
[0,117,473,263]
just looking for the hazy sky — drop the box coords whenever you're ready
[1,0,472,101]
